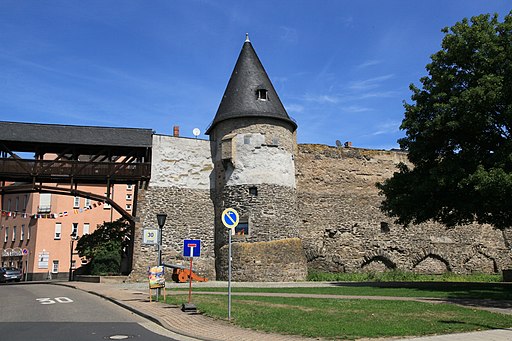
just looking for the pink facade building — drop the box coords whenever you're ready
[0,183,132,280]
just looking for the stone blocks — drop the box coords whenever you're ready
[217,238,308,281]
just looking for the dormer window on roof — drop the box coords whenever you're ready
[256,89,268,101]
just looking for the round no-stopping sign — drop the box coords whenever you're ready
[221,208,239,229]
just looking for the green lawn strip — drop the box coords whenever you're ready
[163,294,512,339]
[168,285,512,300]
[307,271,502,283]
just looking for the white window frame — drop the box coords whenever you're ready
[52,260,59,274]
[126,184,133,190]
[27,225,31,240]
[54,223,62,240]
[85,198,91,207]
[20,224,25,241]
[12,226,16,241]
[126,204,132,211]
[4,227,8,243]
[83,223,90,235]
[126,194,132,201]
[23,195,28,212]
[38,193,52,213]
[73,196,80,209]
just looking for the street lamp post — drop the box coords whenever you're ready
[156,213,167,266]
[156,213,167,300]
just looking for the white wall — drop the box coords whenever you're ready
[226,133,296,188]
[150,135,213,189]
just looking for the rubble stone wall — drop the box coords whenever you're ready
[216,238,308,281]
[296,144,512,274]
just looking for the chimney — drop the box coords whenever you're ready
[173,125,180,137]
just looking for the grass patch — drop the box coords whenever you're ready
[307,270,502,283]
[163,294,512,339]
[170,284,512,300]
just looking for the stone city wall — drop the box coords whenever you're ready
[131,137,512,281]
[216,238,308,281]
[130,135,215,281]
[296,144,512,274]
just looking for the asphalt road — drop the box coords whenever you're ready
[0,283,182,341]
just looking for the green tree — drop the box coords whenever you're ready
[378,12,512,229]
[75,219,131,275]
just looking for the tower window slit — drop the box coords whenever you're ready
[249,186,258,196]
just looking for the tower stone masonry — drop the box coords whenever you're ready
[206,35,308,281]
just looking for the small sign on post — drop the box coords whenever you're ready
[182,239,201,313]
[148,265,166,302]
[143,229,159,245]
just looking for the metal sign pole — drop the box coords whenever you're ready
[228,228,232,321]
[188,246,194,304]
[181,240,200,313]
[221,208,239,322]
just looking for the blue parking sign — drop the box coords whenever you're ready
[222,208,239,229]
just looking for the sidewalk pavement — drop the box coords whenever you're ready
[57,281,512,341]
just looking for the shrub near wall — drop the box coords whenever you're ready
[217,238,308,282]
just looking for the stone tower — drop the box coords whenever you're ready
[206,35,308,281]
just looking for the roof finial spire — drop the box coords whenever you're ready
[245,33,250,43]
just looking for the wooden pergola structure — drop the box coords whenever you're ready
[0,121,153,222]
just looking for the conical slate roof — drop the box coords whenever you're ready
[206,36,297,135]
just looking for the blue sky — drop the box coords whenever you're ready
[0,1,510,149]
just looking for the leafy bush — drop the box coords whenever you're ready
[75,219,130,275]
[90,240,122,275]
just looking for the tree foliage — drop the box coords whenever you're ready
[378,12,512,229]
[75,219,131,275]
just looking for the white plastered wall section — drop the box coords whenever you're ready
[150,134,213,189]
[225,133,296,188]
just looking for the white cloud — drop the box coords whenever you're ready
[357,90,399,99]
[279,26,298,43]
[272,76,289,84]
[340,16,354,28]
[285,104,304,113]
[349,74,395,90]
[356,60,382,69]
[340,105,372,113]
[369,121,401,136]
[303,93,339,104]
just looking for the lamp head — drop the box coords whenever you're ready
[156,213,167,228]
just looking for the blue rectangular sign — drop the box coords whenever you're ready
[183,239,201,258]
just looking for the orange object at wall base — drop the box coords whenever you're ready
[170,266,208,283]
